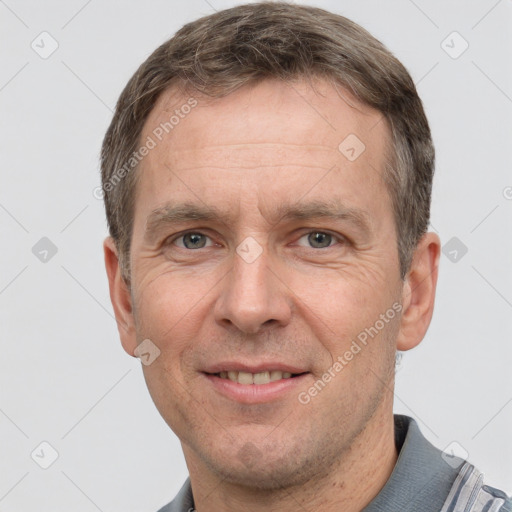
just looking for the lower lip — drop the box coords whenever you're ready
[202,373,310,404]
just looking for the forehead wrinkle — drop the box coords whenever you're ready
[260,198,374,234]
[162,144,340,174]
[170,142,336,151]
[166,143,337,164]
[143,203,228,244]
[143,196,373,246]
[159,164,336,172]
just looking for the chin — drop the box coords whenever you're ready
[213,461,312,491]
[202,439,329,491]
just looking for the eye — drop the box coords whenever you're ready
[173,232,213,249]
[297,231,343,249]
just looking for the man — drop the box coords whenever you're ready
[100,2,511,511]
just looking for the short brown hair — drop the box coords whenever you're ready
[100,1,434,281]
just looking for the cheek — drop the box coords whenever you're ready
[141,357,201,441]
[133,269,215,356]
[288,267,399,366]
[288,265,387,325]
[134,272,214,431]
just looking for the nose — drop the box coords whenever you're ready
[213,241,292,334]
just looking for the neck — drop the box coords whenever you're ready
[184,402,398,512]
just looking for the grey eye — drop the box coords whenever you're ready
[307,232,333,248]
[181,232,208,249]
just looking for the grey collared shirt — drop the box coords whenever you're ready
[157,415,511,512]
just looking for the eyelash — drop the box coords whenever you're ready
[167,230,347,250]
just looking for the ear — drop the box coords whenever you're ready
[103,237,137,357]
[396,232,441,351]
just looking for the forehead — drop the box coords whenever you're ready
[136,78,391,220]
[143,77,387,153]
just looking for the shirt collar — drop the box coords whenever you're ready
[363,414,460,511]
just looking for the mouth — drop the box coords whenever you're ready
[201,366,311,404]
[208,370,308,385]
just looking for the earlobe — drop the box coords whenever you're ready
[396,232,441,352]
[103,237,138,357]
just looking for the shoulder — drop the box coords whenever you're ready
[156,478,194,512]
[440,462,512,512]
[484,485,512,511]
[370,415,511,512]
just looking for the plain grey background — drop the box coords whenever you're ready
[0,0,511,510]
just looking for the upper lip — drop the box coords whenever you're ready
[203,362,309,374]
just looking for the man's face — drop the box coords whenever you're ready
[125,79,405,487]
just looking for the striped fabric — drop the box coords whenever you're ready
[440,462,512,512]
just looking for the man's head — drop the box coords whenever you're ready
[102,1,440,497]
[101,1,435,283]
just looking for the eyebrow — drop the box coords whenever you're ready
[144,200,372,243]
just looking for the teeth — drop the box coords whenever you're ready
[253,371,270,385]
[270,370,282,382]
[238,371,253,385]
[218,370,295,384]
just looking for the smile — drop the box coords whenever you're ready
[214,370,302,385]
[203,371,310,404]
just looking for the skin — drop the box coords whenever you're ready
[104,78,440,511]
